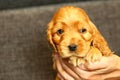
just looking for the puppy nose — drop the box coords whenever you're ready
[68,44,77,51]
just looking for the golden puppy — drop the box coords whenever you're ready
[47,5,113,77]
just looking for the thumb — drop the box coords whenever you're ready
[79,60,107,71]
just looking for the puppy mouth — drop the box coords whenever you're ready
[57,45,91,58]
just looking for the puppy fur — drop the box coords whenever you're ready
[47,6,113,79]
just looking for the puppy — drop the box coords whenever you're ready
[47,6,113,79]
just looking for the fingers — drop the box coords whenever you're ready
[79,62,107,71]
[82,54,119,71]
[78,56,110,71]
[73,66,105,80]
[60,59,81,80]
[54,55,75,80]
[54,54,120,80]
[57,73,64,80]
[78,56,116,75]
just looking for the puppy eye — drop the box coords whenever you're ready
[57,29,64,34]
[79,28,87,33]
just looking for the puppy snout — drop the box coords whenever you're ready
[68,44,77,51]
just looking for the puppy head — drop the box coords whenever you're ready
[47,6,111,58]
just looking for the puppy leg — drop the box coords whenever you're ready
[69,56,78,66]
[69,56,85,66]
[77,58,86,66]
[85,47,102,62]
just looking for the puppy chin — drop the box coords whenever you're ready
[59,51,86,59]
[59,52,72,58]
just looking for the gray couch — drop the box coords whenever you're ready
[0,0,87,10]
[0,0,120,80]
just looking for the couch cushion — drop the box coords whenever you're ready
[0,0,87,10]
[0,0,120,80]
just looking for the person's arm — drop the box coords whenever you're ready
[54,54,120,80]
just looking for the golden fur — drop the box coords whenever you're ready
[47,5,112,69]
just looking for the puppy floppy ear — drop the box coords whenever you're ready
[47,21,57,52]
[89,21,112,56]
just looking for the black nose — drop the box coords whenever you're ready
[68,44,77,51]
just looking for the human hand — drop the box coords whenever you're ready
[53,53,81,80]
[74,54,120,80]
[53,53,120,80]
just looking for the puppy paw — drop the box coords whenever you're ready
[85,47,102,62]
[77,58,86,66]
[69,57,85,66]
[69,56,77,66]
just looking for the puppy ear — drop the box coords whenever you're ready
[47,21,57,52]
[89,21,112,56]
